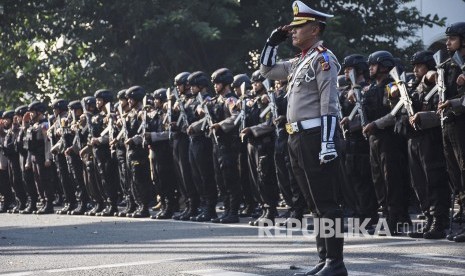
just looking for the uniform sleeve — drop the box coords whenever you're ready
[315,53,340,116]
[42,123,52,161]
[218,97,239,133]
[260,62,291,82]
[417,111,441,129]
[373,113,396,129]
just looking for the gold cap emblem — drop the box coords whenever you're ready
[293,2,299,15]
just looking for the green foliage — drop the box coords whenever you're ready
[0,0,447,109]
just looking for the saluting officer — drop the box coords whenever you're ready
[260,1,347,275]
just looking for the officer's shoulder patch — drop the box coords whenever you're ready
[318,56,331,71]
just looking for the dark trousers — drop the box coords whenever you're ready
[150,141,175,203]
[239,141,257,206]
[442,117,465,204]
[55,153,76,204]
[344,137,378,219]
[369,130,410,216]
[66,152,89,205]
[247,136,279,207]
[409,128,450,217]
[7,154,28,205]
[213,135,241,211]
[127,146,151,206]
[189,135,216,202]
[274,130,305,210]
[172,133,198,204]
[30,154,54,202]
[93,147,118,206]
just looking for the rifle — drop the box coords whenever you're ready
[115,104,128,142]
[259,91,279,136]
[389,67,419,130]
[433,50,447,128]
[164,88,173,140]
[137,96,148,146]
[234,82,248,131]
[197,92,218,144]
[172,87,188,129]
[345,69,368,139]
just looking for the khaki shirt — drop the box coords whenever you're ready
[260,41,340,123]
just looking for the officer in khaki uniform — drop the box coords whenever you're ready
[260,1,347,275]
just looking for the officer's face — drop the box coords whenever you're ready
[213,83,223,94]
[191,86,200,95]
[29,110,37,120]
[413,64,428,80]
[446,35,461,52]
[344,67,354,81]
[119,98,128,109]
[291,22,319,49]
[369,64,378,78]
[128,98,136,109]
[177,84,188,94]
[96,98,104,109]
[252,82,263,93]
[233,87,242,97]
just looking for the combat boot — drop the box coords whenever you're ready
[117,196,135,217]
[69,202,88,215]
[453,205,465,223]
[195,200,217,222]
[220,197,240,224]
[99,204,119,217]
[35,201,54,214]
[57,202,77,215]
[408,214,432,238]
[212,199,230,223]
[172,205,189,220]
[85,202,103,216]
[152,199,175,219]
[249,207,266,226]
[453,228,465,242]
[239,203,255,217]
[180,201,199,221]
[423,216,447,239]
[132,205,150,218]
[20,201,37,214]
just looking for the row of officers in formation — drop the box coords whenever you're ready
[1,22,465,243]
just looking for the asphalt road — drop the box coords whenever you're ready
[1,210,464,276]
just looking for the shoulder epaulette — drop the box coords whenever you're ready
[316,45,327,53]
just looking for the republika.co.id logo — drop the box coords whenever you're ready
[257,218,426,238]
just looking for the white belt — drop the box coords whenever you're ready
[286,118,321,134]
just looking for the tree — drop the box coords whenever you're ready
[0,0,447,109]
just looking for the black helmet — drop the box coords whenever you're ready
[445,22,465,38]
[81,96,96,110]
[28,101,47,113]
[211,68,234,85]
[367,51,396,68]
[125,86,145,102]
[15,105,29,116]
[187,71,210,88]
[411,50,435,70]
[117,89,127,100]
[2,110,15,120]
[231,74,252,89]
[174,72,191,86]
[342,54,368,72]
[51,99,69,112]
[68,100,83,110]
[153,88,167,102]
[94,89,113,103]
[251,70,266,82]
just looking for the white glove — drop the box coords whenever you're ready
[319,115,338,164]
[319,141,338,164]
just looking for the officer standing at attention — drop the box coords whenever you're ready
[260,1,347,275]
